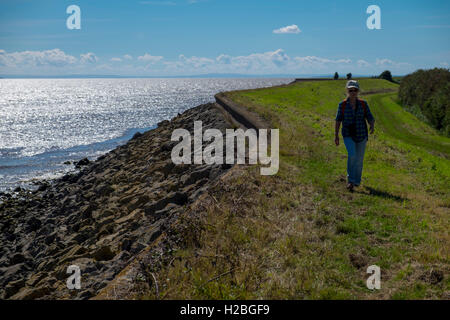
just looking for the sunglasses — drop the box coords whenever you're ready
[348,89,358,92]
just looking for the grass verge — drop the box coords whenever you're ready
[140,79,449,300]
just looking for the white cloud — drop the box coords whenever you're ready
[216,54,232,64]
[0,48,416,76]
[357,59,371,67]
[93,64,113,71]
[273,24,301,34]
[138,53,164,63]
[160,50,413,75]
[375,58,412,69]
[375,58,395,66]
[179,54,215,68]
[0,48,77,67]
[294,56,352,70]
[440,62,449,67]
[80,52,98,64]
[226,49,291,70]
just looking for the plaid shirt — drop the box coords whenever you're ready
[335,98,375,142]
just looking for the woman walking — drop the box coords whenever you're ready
[335,80,375,191]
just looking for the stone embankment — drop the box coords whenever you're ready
[0,101,245,299]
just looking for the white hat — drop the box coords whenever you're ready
[346,80,359,89]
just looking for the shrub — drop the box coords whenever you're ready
[379,70,394,82]
[398,68,450,135]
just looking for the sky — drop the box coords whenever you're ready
[0,0,449,77]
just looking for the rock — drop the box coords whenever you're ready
[154,203,180,220]
[37,183,49,192]
[26,272,48,287]
[93,246,115,261]
[78,288,95,300]
[94,184,114,197]
[44,232,57,245]
[97,223,115,238]
[68,258,98,274]
[126,195,150,213]
[131,132,143,140]
[157,120,170,127]
[113,251,131,262]
[120,237,134,251]
[81,203,97,219]
[72,226,95,244]
[4,279,26,298]
[181,167,211,186]
[96,217,115,229]
[0,263,27,284]
[116,209,143,224]
[75,158,90,168]
[10,286,50,300]
[61,245,88,262]
[160,160,175,176]
[0,103,234,299]
[168,191,188,206]
[161,140,177,152]
[10,253,26,265]
[37,259,57,272]
[144,191,187,216]
[5,232,16,241]
[129,241,146,255]
[60,173,75,183]
[119,194,135,205]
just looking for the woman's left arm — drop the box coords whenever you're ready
[365,102,375,134]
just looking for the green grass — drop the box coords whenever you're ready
[141,79,449,300]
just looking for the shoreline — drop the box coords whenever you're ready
[0,100,248,299]
[0,125,158,193]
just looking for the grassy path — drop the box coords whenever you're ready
[368,93,450,158]
[144,79,449,300]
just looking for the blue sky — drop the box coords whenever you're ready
[0,0,449,76]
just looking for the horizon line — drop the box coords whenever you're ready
[0,73,406,79]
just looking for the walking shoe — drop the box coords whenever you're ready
[346,182,354,191]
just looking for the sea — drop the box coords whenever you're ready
[0,78,293,191]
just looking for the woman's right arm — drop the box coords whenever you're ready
[335,103,343,146]
[335,121,341,146]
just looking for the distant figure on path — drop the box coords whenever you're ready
[334,80,375,191]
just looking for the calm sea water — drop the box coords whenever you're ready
[0,78,293,191]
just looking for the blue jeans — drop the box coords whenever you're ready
[343,137,367,186]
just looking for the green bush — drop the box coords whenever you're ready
[398,68,450,136]
[379,70,394,83]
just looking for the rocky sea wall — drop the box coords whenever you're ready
[0,101,250,299]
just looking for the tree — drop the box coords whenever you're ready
[346,73,352,80]
[398,68,450,136]
[379,70,394,82]
[334,72,339,80]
